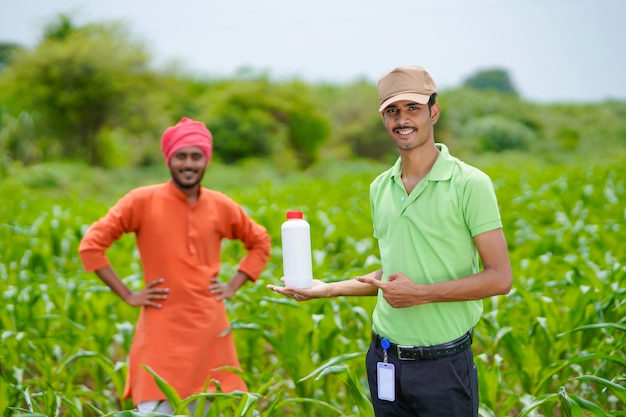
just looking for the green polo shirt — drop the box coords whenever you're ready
[370,143,502,346]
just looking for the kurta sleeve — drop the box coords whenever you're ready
[78,191,143,272]
[217,197,271,281]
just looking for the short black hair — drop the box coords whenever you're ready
[428,93,438,109]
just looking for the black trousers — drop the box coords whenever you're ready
[365,340,479,417]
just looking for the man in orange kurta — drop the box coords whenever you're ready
[79,117,271,412]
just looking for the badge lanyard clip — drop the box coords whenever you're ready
[381,338,390,363]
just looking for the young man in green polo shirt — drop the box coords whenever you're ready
[268,65,513,417]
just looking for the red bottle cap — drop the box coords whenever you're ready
[286,210,303,219]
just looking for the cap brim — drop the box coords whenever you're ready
[379,93,431,112]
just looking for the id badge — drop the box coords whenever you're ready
[377,361,395,401]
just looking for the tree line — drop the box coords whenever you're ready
[1,15,624,174]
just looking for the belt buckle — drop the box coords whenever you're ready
[397,345,419,361]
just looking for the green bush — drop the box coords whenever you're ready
[202,78,329,167]
[0,112,46,164]
[467,115,535,152]
[0,17,165,167]
[208,105,277,164]
[462,68,518,95]
[341,113,394,161]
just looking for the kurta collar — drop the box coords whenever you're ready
[166,180,205,205]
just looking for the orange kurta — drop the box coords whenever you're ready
[79,181,271,405]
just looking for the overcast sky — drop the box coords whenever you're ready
[2,0,625,103]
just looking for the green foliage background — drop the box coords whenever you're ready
[1,157,625,417]
[1,15,625,173]
[0,13,625,417]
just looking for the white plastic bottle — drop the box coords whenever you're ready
[281,210,313,288]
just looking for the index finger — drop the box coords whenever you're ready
[146,278,165,288]
[356,276,383,288]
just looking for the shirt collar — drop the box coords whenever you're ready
[390,143,455,182]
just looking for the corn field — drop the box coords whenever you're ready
[1,160,625,416]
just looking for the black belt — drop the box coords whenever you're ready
[372,331,472,361]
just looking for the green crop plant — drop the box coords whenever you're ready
[1,159,624,416]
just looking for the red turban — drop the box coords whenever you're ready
[161,117,213,166]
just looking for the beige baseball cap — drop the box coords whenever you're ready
[378,66,438,111]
